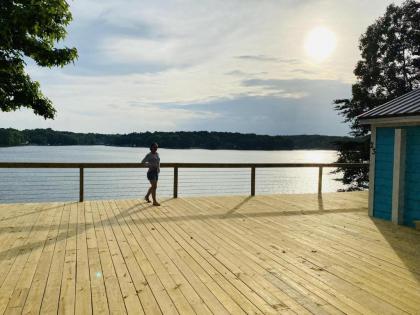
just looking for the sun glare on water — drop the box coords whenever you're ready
[304,27,336,62]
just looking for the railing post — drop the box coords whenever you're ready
[318,166,323,195]
[173,166,178,198]
[79,167,84,202]
[251,166,256,196]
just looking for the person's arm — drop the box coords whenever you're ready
[141,153,150,164]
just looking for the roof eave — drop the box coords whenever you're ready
[359,115,420,126]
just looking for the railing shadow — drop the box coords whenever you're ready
[318,196,324,211]
[0,204,65,223]
[221,196,253,218]
[0,195,364,262]
[0,198,172,261]
[126,197,365,225]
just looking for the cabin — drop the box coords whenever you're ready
[359,88,420,229]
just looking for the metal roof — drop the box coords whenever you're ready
[358,88,420,120]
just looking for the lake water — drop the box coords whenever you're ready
[0,146,345,203]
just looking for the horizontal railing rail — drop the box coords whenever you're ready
[0,162,368,168]
[0,162,369,202]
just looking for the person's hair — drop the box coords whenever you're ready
[150,142,158,150]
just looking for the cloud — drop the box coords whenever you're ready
[1,74,351,135]
[156,79,351,135]
[102,37,182,66]
[234,55,301,64]
[224,70,268,77]
[0,100,220,134]
[6,0,405,136]
[235,55,279,62]
[225,70,249,76]
[242,78,333,89]
[291,69,316,75]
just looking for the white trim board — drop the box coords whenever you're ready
[392,128,406,225]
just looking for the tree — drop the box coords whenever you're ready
[334,0,420,190]
[0,0,77,119]
[0,128,25,146]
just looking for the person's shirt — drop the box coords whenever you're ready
[141,152,160,172]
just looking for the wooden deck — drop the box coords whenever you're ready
[0,192,419,314]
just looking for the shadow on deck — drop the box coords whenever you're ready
[0,191,419,314]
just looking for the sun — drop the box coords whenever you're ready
[304,27,336,62]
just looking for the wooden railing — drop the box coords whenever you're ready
[0,162,368,202]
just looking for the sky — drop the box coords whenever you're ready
[1,0,404,136]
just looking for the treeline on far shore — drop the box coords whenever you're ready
[0,128,357,150]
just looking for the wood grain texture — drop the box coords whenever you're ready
[0,192,419,314]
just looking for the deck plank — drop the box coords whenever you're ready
[0,192,420,314]
[114,200,195,315]
[198,198,408,314]
[58,202,78,315]
[168,198,303,314]
[90,200,128,314]
[75,202,92,315]
[84,201,110,315]
[0,203,58,314]
[0,203,46,287]
[39,203,71,314]
[22,204,66,315]
[141,199,277,315]
[6,203,64,315]
[97,200,145,314]
[106,200,163,315]
[125,199,231,315]
[175,195,406,314]
[176,197,339,314]
[206,196,420,311]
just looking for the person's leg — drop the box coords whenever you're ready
[145,170,154,202]
[145,185,152,202]
[151,181,160,206]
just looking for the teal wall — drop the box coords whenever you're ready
[403,126,420,227]
[373,128,395,220]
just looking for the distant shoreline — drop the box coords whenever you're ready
[0,144,339,151]
[0,128,360,150]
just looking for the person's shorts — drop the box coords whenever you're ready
[147,169,159,181]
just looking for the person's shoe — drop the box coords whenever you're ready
[153,202,160,206]
[145,196,151,203]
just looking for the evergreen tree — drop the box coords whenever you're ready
[334,0,420,190]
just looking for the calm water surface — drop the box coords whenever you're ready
[0,146,345,202]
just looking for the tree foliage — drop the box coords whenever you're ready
[0,128,352,150]
[334,0,420,190]
[0,0,77,119]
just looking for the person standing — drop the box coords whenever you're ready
[141,143,160,206]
